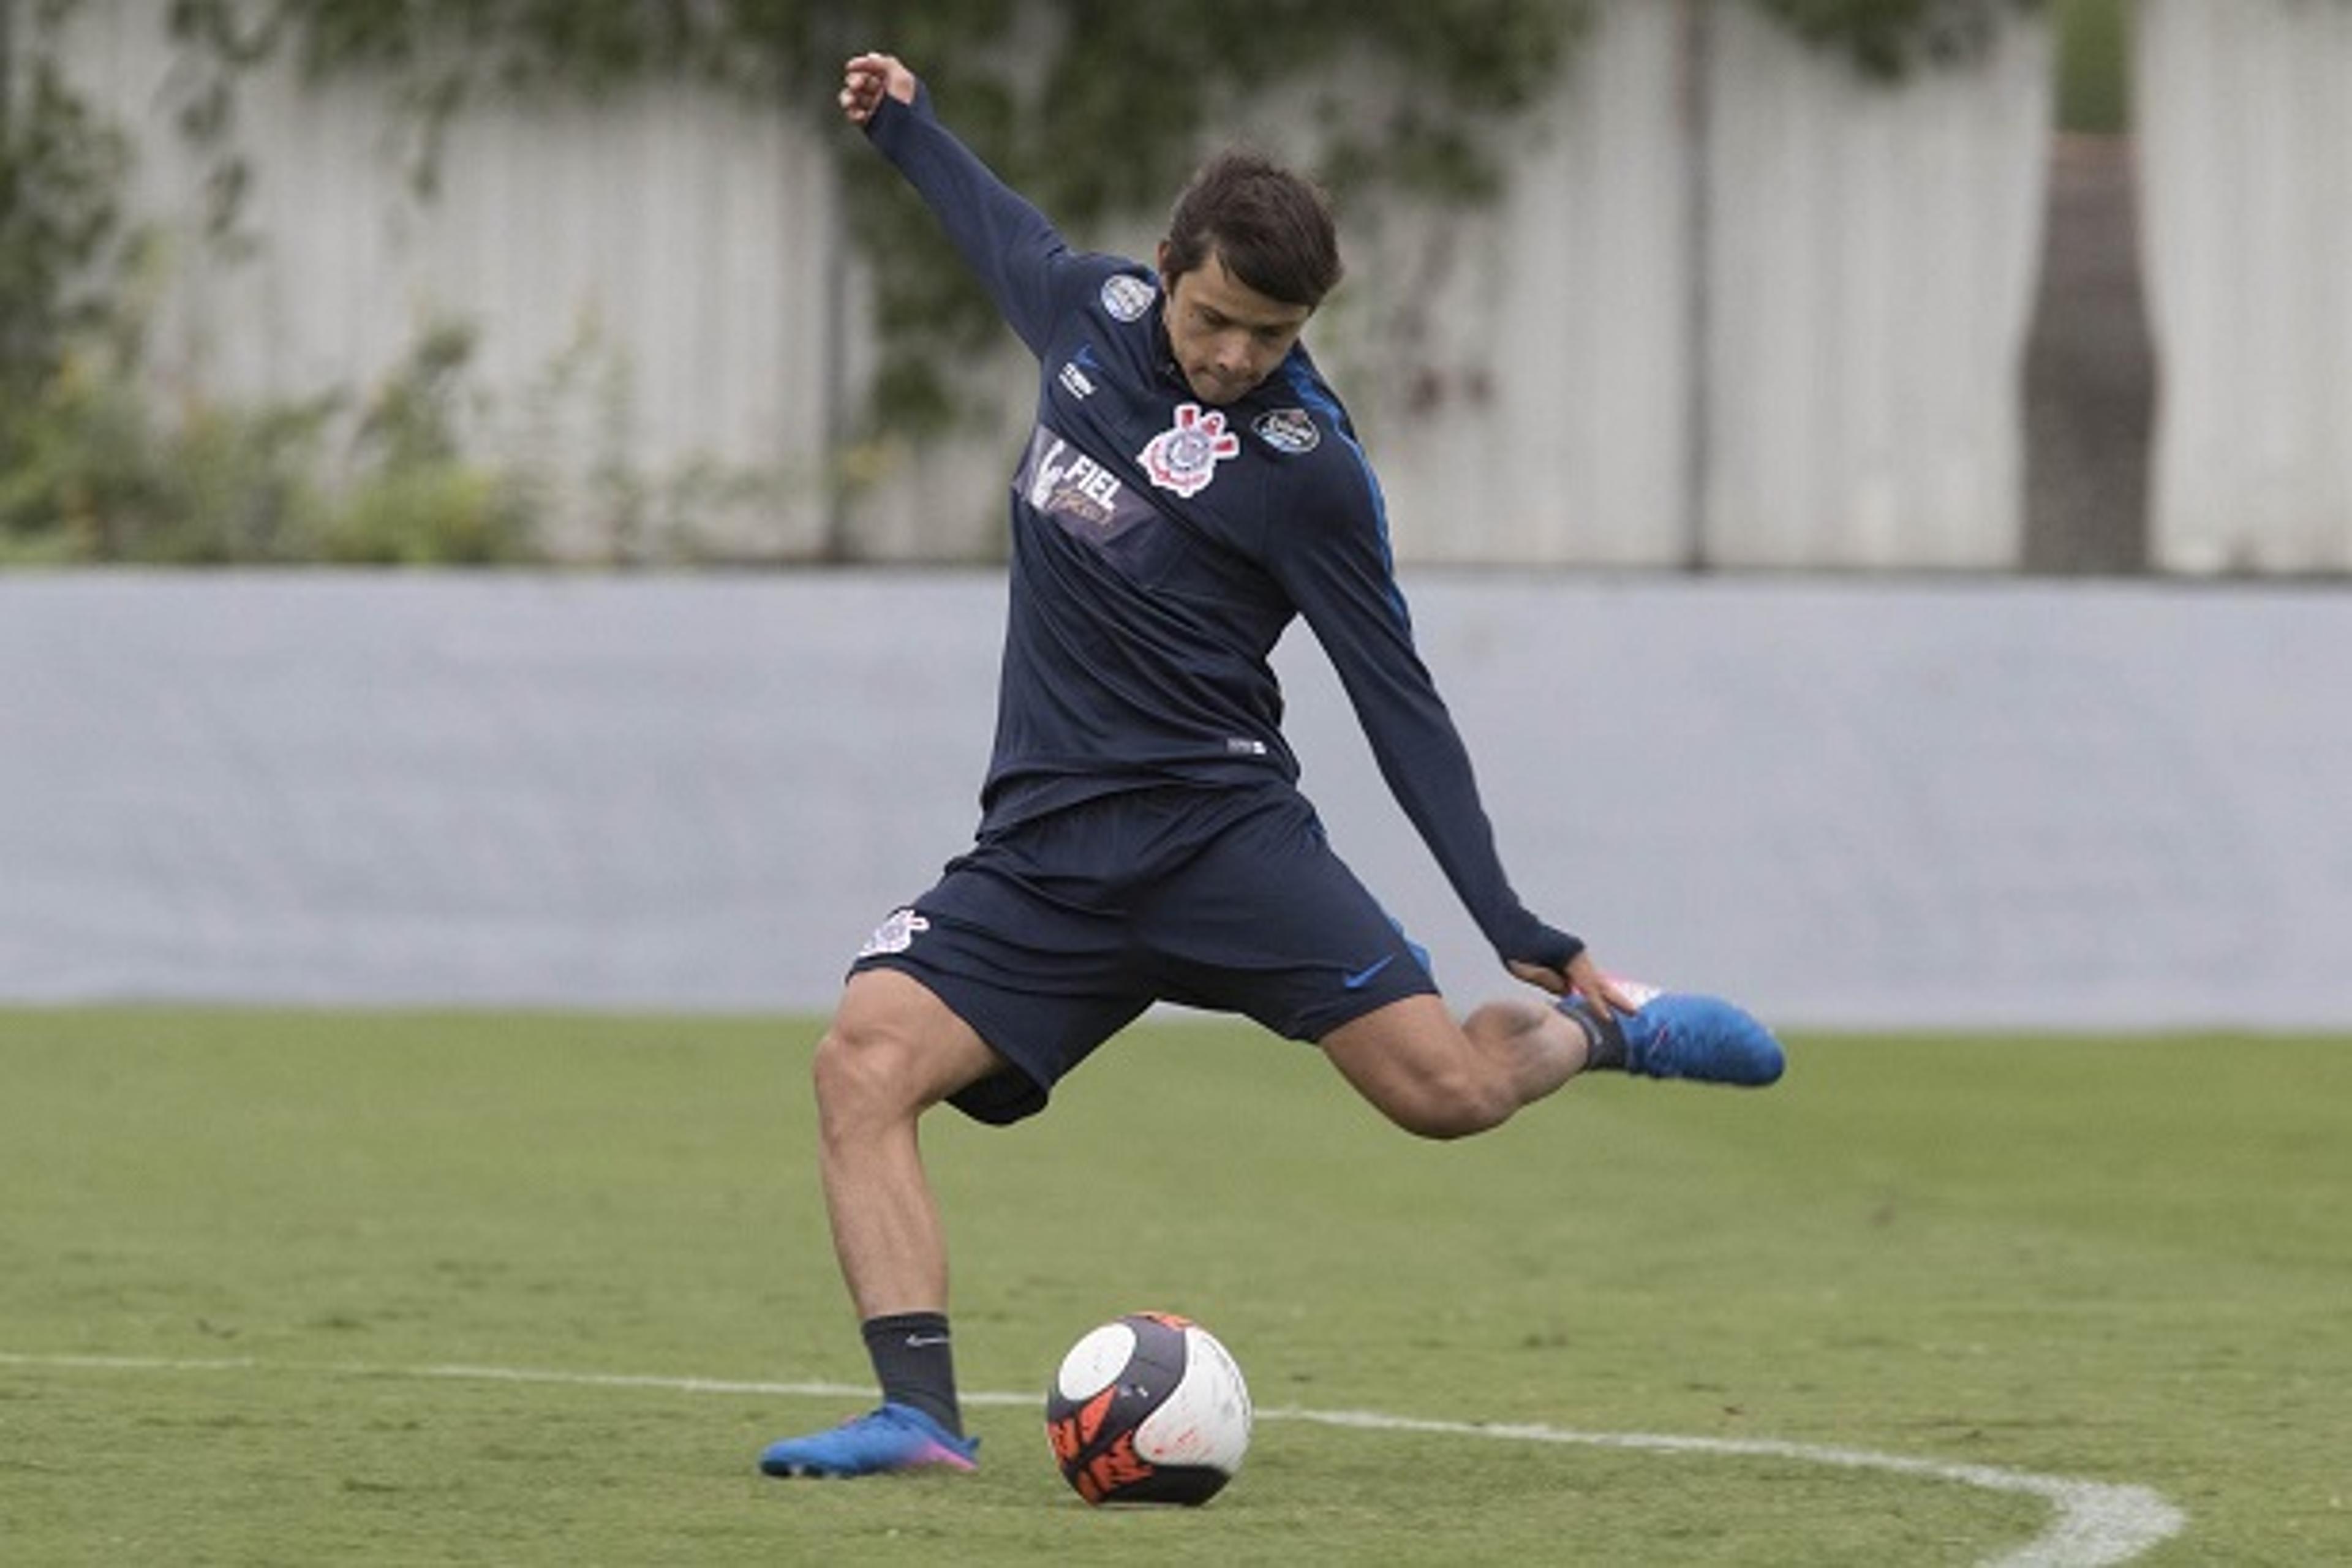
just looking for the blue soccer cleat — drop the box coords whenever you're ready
[1565,980,1785,1087]
[758,1403,980,1479]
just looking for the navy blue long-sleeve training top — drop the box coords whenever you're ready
[866,87,1578,973]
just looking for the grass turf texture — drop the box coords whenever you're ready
[1,1009,2345,1565]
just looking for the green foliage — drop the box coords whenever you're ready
[861,2,1596,429]
[1751,0,2045,79]
[157,1,1599,434]
[4,0,2067,562]
[0,328,333,565]
[2054,0,2130,132]
[0,3,130,450]
[317,462,527,565]
[0,308,538,566]
[157,0,2045,435]
[311,321,538,565]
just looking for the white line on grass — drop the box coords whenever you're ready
[1,1351,2185,1567]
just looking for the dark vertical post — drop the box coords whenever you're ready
[2022,0,2154,575]
[1679,0,1714,571]
[1,0,16,135]
[820,155,853,562]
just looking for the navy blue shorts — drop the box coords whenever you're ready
[850,785,1439,1126]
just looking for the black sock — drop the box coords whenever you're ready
[862,1312,962,1437]
[1559,996,1628,1071]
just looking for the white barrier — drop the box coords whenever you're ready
[4,573,2345,1029]
[49,1,2056,571]
[2136,0,2352,573]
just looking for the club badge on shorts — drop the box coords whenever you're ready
[1139,403,1241,499]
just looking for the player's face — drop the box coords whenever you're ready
[1158,247,1313,405]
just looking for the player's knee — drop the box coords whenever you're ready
[1381,1069,1516,1141]
[1327,1004,1517,1139]
[810,1016,926,1135]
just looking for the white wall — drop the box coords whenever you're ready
[5,574,2348,1031]
[47,1,2063,571]
[1336,0,1695,568]
[2135,0,2352,573]
[1701,1,2052,568]
[55,7,842,560]
[1297,0,2055,570]
[49,2,2352,575]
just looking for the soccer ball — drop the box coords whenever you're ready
[1044,1311,1252,1505]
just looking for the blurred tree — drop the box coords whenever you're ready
[1752,0,2043,78]
[5,0,2068,562]
[161,0,2041,433]
[162,0,1597,432]
[2054,0,2128,132]
[1,1,129,504]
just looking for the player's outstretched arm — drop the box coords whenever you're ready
[839,52,916,127]
[833,46,1079,363]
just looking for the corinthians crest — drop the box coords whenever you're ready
[1138,403,1242,499]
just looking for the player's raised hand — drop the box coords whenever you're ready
[840,53,916,126]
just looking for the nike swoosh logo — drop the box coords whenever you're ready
[903,1334,952,1348]
[1343,955,1396,990]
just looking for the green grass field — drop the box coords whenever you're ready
[2,1009,2345,1564]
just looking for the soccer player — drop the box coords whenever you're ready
[760,51,1784,1480]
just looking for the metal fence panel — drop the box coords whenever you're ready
[2137,0,2352,573]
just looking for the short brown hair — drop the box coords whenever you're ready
[1162,151,1343,309]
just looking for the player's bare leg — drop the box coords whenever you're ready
[1320,992,1591,1138]
[1322,983,1785,1139]
[812,968,1000,1317]
[761,968,1001,1478]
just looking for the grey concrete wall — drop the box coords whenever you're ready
[4,573,2346,1030]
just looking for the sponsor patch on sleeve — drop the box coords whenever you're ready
[1099,274,1156,322]
[1251,407,1321,454]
